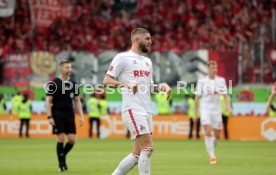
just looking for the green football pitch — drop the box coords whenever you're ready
[0,139,275,175]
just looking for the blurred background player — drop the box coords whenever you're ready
[11,92,23,116]
[0,94,7,116]
[88,91,101,138]
[98,90,109,121]
[155,91,172,115]
[18,94,32,138]
[194,60,232,165]
[265,82,276,117]
[186,94,200,139]
[45,59,84,172]
[103,28,171,175]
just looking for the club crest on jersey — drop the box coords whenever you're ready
[133,60,137,64]
[140,124,145,132]
[145,62,149,67]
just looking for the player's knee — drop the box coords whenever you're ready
[141,147,154,158]
[68,140,75,144]
[57,134,65,142]
[205,132,212,137]
[215,134,220,140]
[68,138,76,144]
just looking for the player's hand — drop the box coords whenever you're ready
[79,116,84,126]
[159,83,172,100]
[128,82,138,94]
[48,118,55,126]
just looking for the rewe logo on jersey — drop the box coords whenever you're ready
[133,70,150,77]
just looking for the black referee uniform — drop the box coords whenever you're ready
[47,77,79,134]
[46,77,79,171]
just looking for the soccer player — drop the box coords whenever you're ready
[45,60,84,172]
[103,28,171,175]
[265,82,276,115]
[194,60,232,165]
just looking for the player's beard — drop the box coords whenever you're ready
[139,42,148,53]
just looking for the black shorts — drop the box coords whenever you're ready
[52,111,76,134]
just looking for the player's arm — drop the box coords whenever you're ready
[194,79,202,121]
[223,94,233,115]
[103,75,138,94]
[45,96,55,126]
[74,96,84,126]
[265,93,276,115]
[103,74,128,88]
[221,78,233,115]
[194,95,200,121]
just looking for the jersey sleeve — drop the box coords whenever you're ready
[106,54,124,79]
[150,60,154,84]
[194,79,202,96]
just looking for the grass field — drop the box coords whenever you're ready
[0,139,275,175]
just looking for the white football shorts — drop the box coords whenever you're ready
[122,109,153,140]
[200,110,222,130]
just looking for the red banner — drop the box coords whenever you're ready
[3,53,31,87]
[29,0,71,28]
[209,51,238,86]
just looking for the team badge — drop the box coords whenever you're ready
[140,124,145,132]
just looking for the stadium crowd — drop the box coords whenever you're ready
[0,0,275,83]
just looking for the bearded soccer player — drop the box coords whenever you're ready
[103,28,171,175]
[194,60,233,165]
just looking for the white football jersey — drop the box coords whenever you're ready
[106,50,153,115]
[195,76,228,114]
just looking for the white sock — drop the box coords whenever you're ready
[112,153,139,175]
[138,147,153,175]
[204,136,215,158]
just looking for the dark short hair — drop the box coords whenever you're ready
[207,60,217,67]
[59,59,71,66]
[131,28,150,39]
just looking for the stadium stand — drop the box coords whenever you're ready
[0,0,275,83]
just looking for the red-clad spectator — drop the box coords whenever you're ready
[0,0,274,84]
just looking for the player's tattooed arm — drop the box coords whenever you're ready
[103,75,138,94]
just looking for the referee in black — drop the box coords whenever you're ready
[45,59,84,172]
